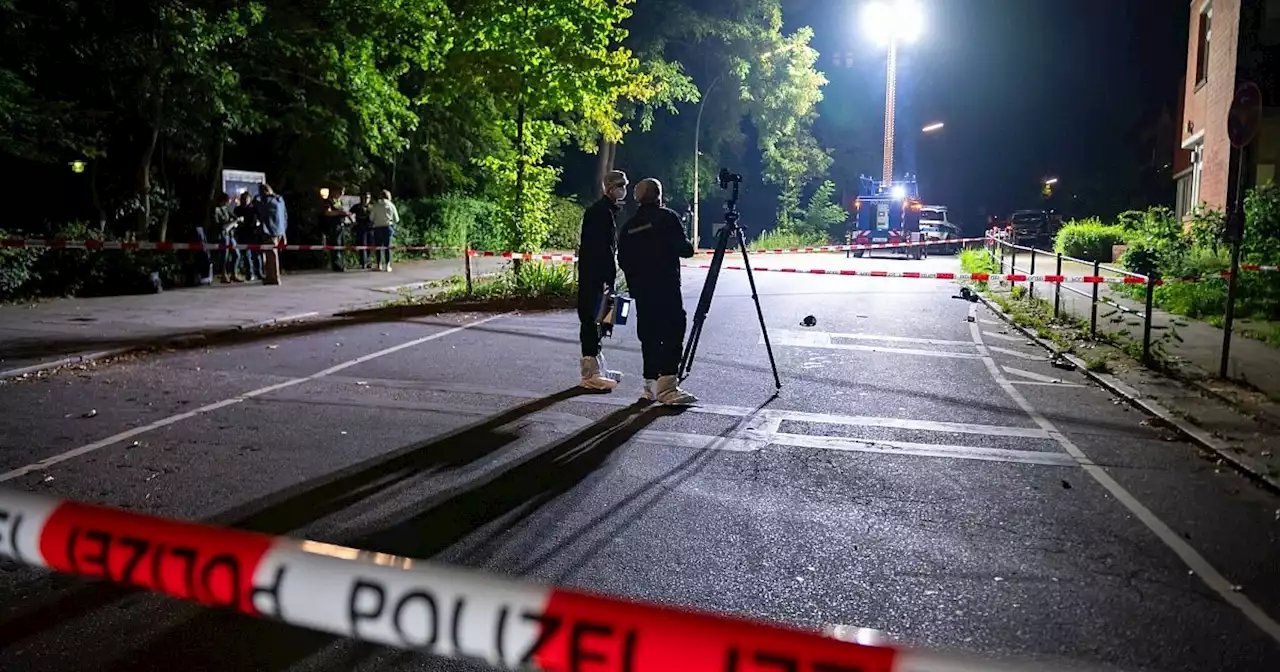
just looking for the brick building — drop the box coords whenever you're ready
[1177,0,1280,218]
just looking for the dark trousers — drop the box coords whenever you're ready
[634,286,687,380]
[328,224,348,271]
[354,224,372,267]
[577,282,605,357]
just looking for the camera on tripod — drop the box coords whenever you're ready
[718,169,743,189]
[679,167,781,391]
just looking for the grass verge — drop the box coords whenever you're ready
[750,229,825,251]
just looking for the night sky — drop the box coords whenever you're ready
[786,0,1189,228]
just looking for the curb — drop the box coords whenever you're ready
[0,311,336,381]
[975,292,1280,494]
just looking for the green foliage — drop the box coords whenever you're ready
[436,262,577,302]
[798,180,846,241]
[546,197,586,251]
[395,194,500,257]
[0,222,184,301]
[750,228,824,251]
[1244,181,1280,263]
[0,229,40,301]
[1054,218,1128,262]
[959,248,998,275]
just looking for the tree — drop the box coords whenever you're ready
[799,180,847,241]
[450,0,656,250]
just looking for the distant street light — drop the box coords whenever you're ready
[69,160,87,174]
[1044,177,1059,185]
[921,122,945,133]
[862,0,924,185]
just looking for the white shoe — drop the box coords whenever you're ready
[655,375,696,406]
[385,264,393,272]
[580,356,618,391]
[641,379,658,402]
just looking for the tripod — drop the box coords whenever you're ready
[678,180,782,390]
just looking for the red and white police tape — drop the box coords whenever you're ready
[681,264,1250,286]
[0,487,1058,672]
[0,238,461,254]
[468,250,580,262]
[701,238,988,256]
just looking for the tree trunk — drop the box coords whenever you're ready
[136,124,159,239]
[205,131,225,234]
[594,138,617,196]
[158,140,171,242]
[514,98,526,248]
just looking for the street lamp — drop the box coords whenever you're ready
[692,74,724,252]
[921,121,945,133]
[1043,177,1059,185]
[862,0,923,185]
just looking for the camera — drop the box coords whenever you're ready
[718,169,743,189]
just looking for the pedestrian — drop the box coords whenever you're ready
[370,189,399,272]
[234,191,264,282]
[214,192,242,284]
[321,186,351,272]
[576,170,629,391]
[256,183,288,285]
[351,191,373,270]
[617,177,697,405]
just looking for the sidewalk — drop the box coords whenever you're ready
[1003,250,1280,397]
[0,256,506,377]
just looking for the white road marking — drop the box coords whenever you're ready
[985,345,1046,361]
[767,330,982,360]
[771,433,1077,467]
[1008,380,1086,389]
[1002,366,1078,385]
[315,377,1053,440]
[982,330,1028,342]
[787,330,976,347]
[0,315,508,483]
[971,307,1280,644]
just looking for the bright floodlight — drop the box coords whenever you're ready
[922,122,945,133]
[862,0,924,46]
[891,184,907,200]
[1044,177,1059,185]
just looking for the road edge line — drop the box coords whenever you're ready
[974,293,1280,495]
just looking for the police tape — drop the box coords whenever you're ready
[0,238,461,254]
[680,264,1223,285]
[701,237,988,256]
[0,487,1060,672]
[468,250,580,262]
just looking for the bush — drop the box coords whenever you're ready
[436,261,576,301]
[0,222,184,301]
[395,194,501,258]
[750,228,825,251]
[545,196,585,251]
[0,228,41,301]
[1054,218,1128,261]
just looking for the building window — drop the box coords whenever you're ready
[1190,143,1205,211]
[1196,5,1212,85]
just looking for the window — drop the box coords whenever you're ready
[1196,5,1212,85]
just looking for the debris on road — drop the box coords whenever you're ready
[82,409,98,418]
[266,344,279,350]
[1050,357,1076,371]
[41,475,54,484]
[1061,480,1072,489]
[800,315,817,327]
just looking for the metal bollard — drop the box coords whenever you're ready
[464,248,474,297]
[1028,249,1037,299]
[1054,252,1063,319]
[1143,273,1156,366]
[1090,260,1100,339]
[1010,246,1018,291]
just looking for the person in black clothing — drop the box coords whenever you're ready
[233,192,264,281]
[617,177,697,405]
[576,170,629,391]
[321,187,350,272]
[351,192,373,269]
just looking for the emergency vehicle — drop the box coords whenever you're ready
[846,174,923,259]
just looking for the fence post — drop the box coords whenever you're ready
[1010,246,1018,291]
[464,248,474,297]
[1028,249,1037,300]
[1143,273,1156,366]
[1054,252,1063,319]
[1090,260,1100,339]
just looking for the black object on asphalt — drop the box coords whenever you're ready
[801,315,817,327]
[679,168,782,390]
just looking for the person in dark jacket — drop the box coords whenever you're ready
[576,170,629,390]
[617,177,697,405]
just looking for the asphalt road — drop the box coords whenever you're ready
[1,251,1279,672]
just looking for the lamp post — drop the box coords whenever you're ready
[692,74,724,252]
[863,1,923,185]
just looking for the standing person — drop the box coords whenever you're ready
[617,177,696,405]
[256,183,288,285]
[214,192,242,283]
[370,189,399,272]
[322,187,351,272]
[234,191,264,281]
[576,170,629,391]
[351,191,373,270]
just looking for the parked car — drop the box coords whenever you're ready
[1009,210,1060,245]
[919,206,960,255]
